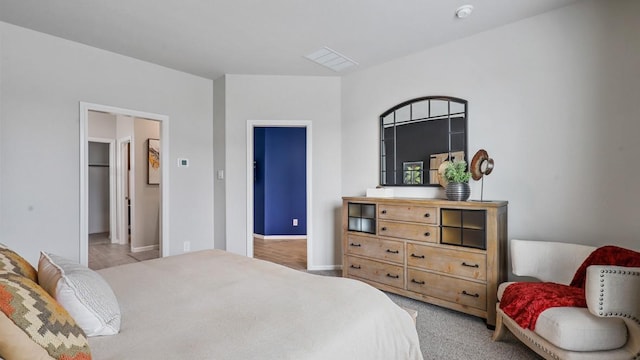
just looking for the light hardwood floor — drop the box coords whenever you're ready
[90,233,305,271]
[253,237,307,271]
[88,232,161,270]
[89,233,138,270]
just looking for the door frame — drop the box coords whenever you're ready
[80,102,170,266]
[246,120,313,268]
[87,137,117,242]
[116,136,132,245]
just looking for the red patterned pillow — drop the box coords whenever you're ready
[0,273,92,360]
[0,245,38,282]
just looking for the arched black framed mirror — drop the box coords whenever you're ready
[380,96,467,186]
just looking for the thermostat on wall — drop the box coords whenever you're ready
[178,158,189,167]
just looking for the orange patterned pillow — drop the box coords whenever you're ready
[0,273,92,360]
[0,245,37,282]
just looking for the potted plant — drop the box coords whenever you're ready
[443,160,471,201]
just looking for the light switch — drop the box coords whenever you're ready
[178,158,189,167]
[217,170,224,180]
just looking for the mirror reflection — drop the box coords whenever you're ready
[380,96,467,186]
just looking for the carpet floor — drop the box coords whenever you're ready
[385,293,541,360]
[308,270,541,360]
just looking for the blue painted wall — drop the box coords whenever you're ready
[253,127,307,236]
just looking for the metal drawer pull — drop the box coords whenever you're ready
[461,262,479,268]
[350,265,361,269]
[424,232,431,236]
[386,273,399,279]
[410,253,425,259]
[411,279,425,285]
[381,210,387,214]
[381,227,387,231]
[462,290,480,298]
[386,249,399,254]
[424,213,430,218]
[349,243,361,247]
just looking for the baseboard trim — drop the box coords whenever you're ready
[253,234,307,240]
[307,265,343,271]
[131,244,159,253]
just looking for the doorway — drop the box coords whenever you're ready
[246,120,312,270]
[87,139,116,241]
[80,102,170,267]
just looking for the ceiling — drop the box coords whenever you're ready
[0,0,581,79]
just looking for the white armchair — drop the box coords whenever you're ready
[492,239,640,360]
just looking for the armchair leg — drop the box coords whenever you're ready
[492,310,508,342]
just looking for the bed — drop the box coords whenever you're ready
[87,249,423,360]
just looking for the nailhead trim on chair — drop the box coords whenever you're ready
[597,268,640,360]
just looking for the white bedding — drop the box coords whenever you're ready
[89,250,423,360]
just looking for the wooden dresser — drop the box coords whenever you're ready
[342,197,508,327]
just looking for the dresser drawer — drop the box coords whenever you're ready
[406,243,486,280]
[407,269,486,310]
[378,204,437,224]
[378,220,437,243]
[346,235,404,264]
[346,256,404,288]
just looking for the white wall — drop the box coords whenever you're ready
[88,111,117,139]
[116,115,134,140]
[213,76,227,250]
[0,21,214,265]
[342,0,640,250]
[222,74,342,269]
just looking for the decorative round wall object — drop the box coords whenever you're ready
[470,149,494,181]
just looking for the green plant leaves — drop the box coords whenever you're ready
[444,160,471,183]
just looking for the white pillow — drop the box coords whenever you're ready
[37,252,121,336]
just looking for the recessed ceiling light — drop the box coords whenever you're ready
[304,47,358,72]
[455,5,474,19]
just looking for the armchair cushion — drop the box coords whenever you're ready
[535,307,627,352]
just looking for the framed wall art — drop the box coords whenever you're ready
[148,138,160,185]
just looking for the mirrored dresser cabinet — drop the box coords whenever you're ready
[342,197,507,327]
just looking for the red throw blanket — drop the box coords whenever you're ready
[570,245,640,288]
[500,245,640,330]
[500,282,585,329]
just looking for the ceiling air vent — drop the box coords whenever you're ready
[304,47,358,72]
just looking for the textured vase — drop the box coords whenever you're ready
[445,182,470,201]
